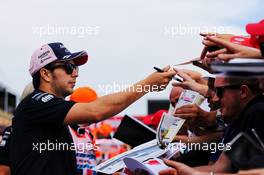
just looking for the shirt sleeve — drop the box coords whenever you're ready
[17,93,75,125]
[244,102,264,143]
[0,126,11,165]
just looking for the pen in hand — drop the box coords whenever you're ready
[153,67,183,82]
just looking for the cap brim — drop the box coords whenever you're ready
[62,51,88,66]
[246,23,264,35]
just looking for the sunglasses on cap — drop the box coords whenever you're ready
[215,84,242,99]
[46,62,79,75]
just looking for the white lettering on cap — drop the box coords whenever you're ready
[63,55,71,59]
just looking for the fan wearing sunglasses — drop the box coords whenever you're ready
[159,76,264,174]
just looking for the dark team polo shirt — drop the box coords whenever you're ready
[222,95,264,170]
[223,95,264,144]
[10,90,76,175]
[0,126,12,165]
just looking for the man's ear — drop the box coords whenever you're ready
[39,68,52,82]
[240,85,251,100]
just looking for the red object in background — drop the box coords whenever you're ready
[152,110,168,127]
[142,115,153,125]
[69,86,98,103]
[228,20,264,49]
[230,35,260,49]
[142,110,168,127]
[146,159,161,165]
[245,19,264,47]
[246,19,264,36]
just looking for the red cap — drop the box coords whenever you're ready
[142,110,168,127]
[246,19,264,36]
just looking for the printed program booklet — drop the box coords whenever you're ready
[94,89,205,174]
[157,89,205,148]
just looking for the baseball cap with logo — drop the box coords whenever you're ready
[246,20,264,56]
[29,42,88,76]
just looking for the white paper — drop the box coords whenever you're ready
[93,140,167,174]
[174,89,205,112]
[94,90,205,174]
[156,89,205,148]
[156,113,185,147]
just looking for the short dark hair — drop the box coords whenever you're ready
[32,62,57,89]
[32,71,40,89]
[226,78,262,95]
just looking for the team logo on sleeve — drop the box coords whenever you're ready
[41,94,54,102]
[0,130,10,147]
[0,140,6,147]
[32,92,54,102]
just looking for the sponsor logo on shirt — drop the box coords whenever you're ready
[32,92,54,102]
[0,140,6,147]
[0,131,10,147]
[41,94,54,103]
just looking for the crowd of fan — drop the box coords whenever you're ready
[156,19,264,175]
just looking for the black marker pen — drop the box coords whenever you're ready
[153,67,183,82]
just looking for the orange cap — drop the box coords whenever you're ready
[69,87,98,103]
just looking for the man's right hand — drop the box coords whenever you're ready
[144,66,176,92]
